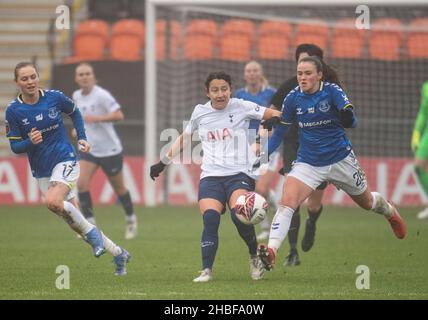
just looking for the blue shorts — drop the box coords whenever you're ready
[198,173,255,213]
[78,151,123,177]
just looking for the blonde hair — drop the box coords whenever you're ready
[244,60,269,87]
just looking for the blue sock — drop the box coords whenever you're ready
[201,209,220,270]
[231,208,257,256]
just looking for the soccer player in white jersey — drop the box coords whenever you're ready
[150,71,282,282]
[73,63,137,239]
[5,62,131,276]
[257,56,407,271]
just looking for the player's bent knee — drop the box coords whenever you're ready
[45,198,64,214]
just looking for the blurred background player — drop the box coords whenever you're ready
[268,44,343,266]
[150,71,282,282]
[411,80,428,220]
[258,56,406,271]
[6,62,130,275]
[234,60,278,241]
[73,63,138,239]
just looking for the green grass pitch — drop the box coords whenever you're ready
[0,205,427,300]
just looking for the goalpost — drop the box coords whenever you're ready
[145,0,428,206]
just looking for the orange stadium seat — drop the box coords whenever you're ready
[256,20,292,59]
[72,19,109,61]
[369,18,403,61]
[331,18,366,58]
[183,19,218,60]
[156,20,181,60]
[407,18,428,58]
[110,19,144,61]
[220,19,255,61]
[294,20,329,51]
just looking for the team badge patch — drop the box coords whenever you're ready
[48,107,58,119]
[319,100,331,112]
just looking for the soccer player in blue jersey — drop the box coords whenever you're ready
[234,60,278,241]
[257,56,407,271]
[5,62,130,275]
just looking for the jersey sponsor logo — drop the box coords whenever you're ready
[48,107,58,119]
[206,128,232,142]
[39,123,59,134]
[5,120,10,135]
[22,118,29,125]
[35,113,43,121]
[319,100,331,112]
[300,119,332,128]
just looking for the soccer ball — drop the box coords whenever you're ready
[234,192,268,225]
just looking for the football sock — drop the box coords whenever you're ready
[101,231,122,256]
[371,192,393,218]
[78,191,95,219]
[415,166,428,196]
[308,205,323,223]
[268,205,294,254]
[287,206,300,251]
[118,191,135,217]
[201,209,220,270]
[62,201,94,235]
[231,208,258,256]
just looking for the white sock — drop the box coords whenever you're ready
[87,216,96,226]
[268,205,294,253]
[101,232,122,256]
[125,214,137,224]
[371,192,393,217]
[63,201,94,235]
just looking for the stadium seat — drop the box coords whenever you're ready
[294,20,329,51]
[110,19,144,61]
[256,20,292,60]
[183,19,218,60]
[331,18,366,58]
[220,19,255,61]
[407,18,428,59]
[369,18,403,61]
[156,20,181,60]
[69,19,109,62]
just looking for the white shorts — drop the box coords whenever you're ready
[37,161,80,201]
[287,151,367,196]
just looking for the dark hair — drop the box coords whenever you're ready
[295,43,343,88]
[76,62,95,73]
[205,71,232,90]
[295,43,324,62]
[14,62,38,81]
[299,56,323,73]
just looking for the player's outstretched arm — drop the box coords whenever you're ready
[150,132,191,181]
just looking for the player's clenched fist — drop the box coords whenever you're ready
[78,139,91,153]
[29,127,43,144]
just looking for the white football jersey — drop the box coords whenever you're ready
[184,98,266,179]
[73,85,123,157]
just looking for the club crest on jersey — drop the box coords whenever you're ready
[229,114,234,123]
[48,107,58,119]
[319,100,331,112]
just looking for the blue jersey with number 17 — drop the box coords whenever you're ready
[281,81,356,166]
[5,89,79,178]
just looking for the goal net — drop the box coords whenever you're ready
[146,0,428,206]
